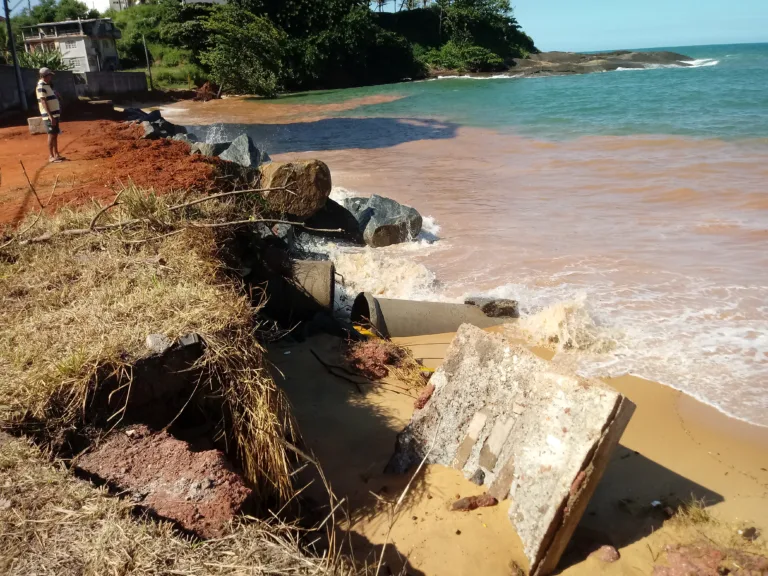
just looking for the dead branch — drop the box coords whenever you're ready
[45,175,60,206]
[21,217,343,245]
[187,219,343,234]
[19,161,45,209]
[310,349,364,393]
[166,185,297,213]
[90,189,125,230]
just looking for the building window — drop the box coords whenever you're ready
[63,40,77,50]
[66,57,85,70]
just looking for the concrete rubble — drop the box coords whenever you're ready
[387,323,635,576]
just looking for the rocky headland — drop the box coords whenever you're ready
[435,50,696,78]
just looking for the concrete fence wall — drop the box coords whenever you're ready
[77,71,148,98]
[0,66,148,113]
[0,65,77,113]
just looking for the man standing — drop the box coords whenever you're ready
[37,67,64,163]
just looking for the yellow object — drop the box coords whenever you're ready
[352,325,377,338]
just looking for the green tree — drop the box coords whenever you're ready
[54,0,100,21]
[18,47,71,70]
[200,4,284,97]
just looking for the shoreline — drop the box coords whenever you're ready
[1,99,765,573]
[158,96,768,431]
[271,330,768,575]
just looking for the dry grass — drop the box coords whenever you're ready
[650,496,768,573]
[0,185,297,501]
[0,432,358,575]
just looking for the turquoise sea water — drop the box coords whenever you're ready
[273,43,768,140]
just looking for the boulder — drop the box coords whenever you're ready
[190,141,231,157]
[141,118,187,140]
[258,160,332,220]
[465,297,520,318]
[218,134,261,168]
[303,198,364,244]
[77,425,251,539]
[342,195,422,248]
[386,324,635,576]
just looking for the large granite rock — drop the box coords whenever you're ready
[343,195,422,248]
[387,324,635,576]
[512,50,694,77]
[258,160,332,220]
[141,118,187,140]
[218,134,262,168]
[303,198,364,244]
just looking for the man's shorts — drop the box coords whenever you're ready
[44,119,61,135]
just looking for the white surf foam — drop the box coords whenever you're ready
[433,74,522,80]
[617,59,720,72]
[685,58,720,68]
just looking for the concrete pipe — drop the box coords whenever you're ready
[291,260,335,310]
[351,292,511,338]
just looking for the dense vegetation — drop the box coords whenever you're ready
[3,0,537,95]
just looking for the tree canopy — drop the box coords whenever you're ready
[4,0,537,93]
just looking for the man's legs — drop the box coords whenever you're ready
[47,133,55,161]
[51,132,60,159]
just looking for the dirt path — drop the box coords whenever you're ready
[0,115,219,227]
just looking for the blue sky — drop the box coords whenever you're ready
[514,0,768,51]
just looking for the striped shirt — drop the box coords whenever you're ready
[37,79,61,120]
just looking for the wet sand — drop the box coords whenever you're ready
[270,331,768,575]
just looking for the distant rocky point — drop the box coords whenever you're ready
[511,50,695,77]
[432,50,697,79]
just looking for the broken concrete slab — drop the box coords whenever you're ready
[387,323,635,576]
[77,425,251,538]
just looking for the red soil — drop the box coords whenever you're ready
[0,117,219,227]
[77,425,252,539]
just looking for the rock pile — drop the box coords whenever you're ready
[125,107,267,169]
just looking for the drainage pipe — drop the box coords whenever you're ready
[291,260,335,310]
[351,292,512,338]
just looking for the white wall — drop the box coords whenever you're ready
[57,37,89,72]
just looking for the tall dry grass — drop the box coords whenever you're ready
[0,432,358,575]
[0,184,298,501]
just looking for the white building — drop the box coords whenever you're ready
[22,18,121,73]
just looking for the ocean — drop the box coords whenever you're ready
[170,43,768,427]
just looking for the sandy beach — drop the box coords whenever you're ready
[270,330,768,575]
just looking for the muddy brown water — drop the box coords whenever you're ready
[164,96,768,427]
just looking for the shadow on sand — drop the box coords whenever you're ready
[557,444,723,571]
[187,117,458,155]
[269,333,723,575]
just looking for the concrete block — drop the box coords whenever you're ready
[387,324,635,576]
[28,117,46,135]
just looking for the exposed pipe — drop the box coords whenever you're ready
[351,292,513,338]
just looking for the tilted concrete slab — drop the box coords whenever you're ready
[387,324,635,575]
